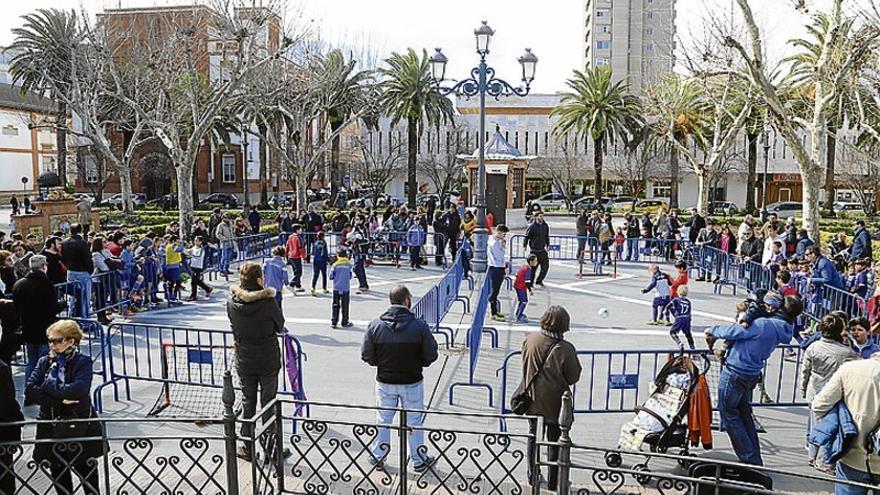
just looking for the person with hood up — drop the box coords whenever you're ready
[329,248,354,328]
[226,261,285,462]
[361,285,438,472]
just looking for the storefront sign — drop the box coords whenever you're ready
[772,173,802,183]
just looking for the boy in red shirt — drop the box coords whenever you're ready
[286,224,306,293]
[667,260,689,325]
[514,255,538,323]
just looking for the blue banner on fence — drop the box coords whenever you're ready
[608,373,639,390]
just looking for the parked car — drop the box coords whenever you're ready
[146,194,179,208]
[198,193,239,209]
[347,197,375,209]
[610,196,638,212]
[633,199,668,213]
[764,201,802,218]
[72,193,95,205]
[528,193,568,210]
[572,196,613,212]
[832,202,865,214]
[268,191,296,209]
[102,193,147,208]
[709,201,739,216]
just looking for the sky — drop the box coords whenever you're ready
[0,0,836,94]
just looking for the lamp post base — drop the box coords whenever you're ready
[472,226,489,274]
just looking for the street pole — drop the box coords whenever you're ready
[242,127,250,207]
[473,56,489,273]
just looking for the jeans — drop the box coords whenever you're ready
[190,268,211,296]
[25,343,49,382]
[371,381,430,465]
[353,256,368,290]
[718,367,764,465]
[626,238,640,261]
[332,291,350,325]
[67,270,92,317]
[835,462,878,495]
[531,250,549,285]
[488,266,506,315]
[409,246,422,268]
[289,259,303,288]
[239,371,279,445]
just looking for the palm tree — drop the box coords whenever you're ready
[8,9,78,187]
[643,75,707,209]
[551,67,642,201]
[316,49,372,203]
[379,48,454,209]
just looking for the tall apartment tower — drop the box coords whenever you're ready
[582,0,676,92]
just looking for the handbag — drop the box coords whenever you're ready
[511,342,560,415]
[51,408,89,439]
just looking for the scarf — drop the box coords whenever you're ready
[50,346,79,382]
[541,329,564,341]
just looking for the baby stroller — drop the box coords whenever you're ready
[605,353,711,476]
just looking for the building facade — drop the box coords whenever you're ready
[582,0,676,92]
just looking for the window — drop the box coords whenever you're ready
[599,25,611,34]
[84,156,98,183]
[645,43,654,52]
[651,180,671,198]
[42,155,57,174]
[222,153,236,183]
[645,27,654,36]
[596,9,610,17]
[596,40,611,50]
[1,125,18,136]
[646,11,654,19]
[596,57,609,66]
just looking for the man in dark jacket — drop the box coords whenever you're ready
[524,212,551,286]
[0,357,23,494]
[60,224,93,318]
[624,213,641,261]
[738,228,763,263]
[851,220,873,261]
[686,209,705,244]
[361,285,438,472]
[441,204,462,261]
[13,255,68,382]
[208,208,224,244]
[226,261,285,462]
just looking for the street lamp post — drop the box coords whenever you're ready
[429,21,537,273]
[761,130,770,220]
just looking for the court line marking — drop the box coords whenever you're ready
[543,282,735,323]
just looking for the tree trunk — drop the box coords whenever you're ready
[669,143,679,209]
[330,123,341,204]
[176,163,195,241]
[802,167,822,243]
[259,135,268,207]
[593,138,604,201]
[823,131,836,215]
[696,166,710,215]
[56,101,68,187]
[406,119,418,209]
[745,131,757,213]
[119,165,134,215]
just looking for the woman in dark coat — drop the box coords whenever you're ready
[25,320,104,495]
[519,306,582,490]
[0,357,24,494]
[226,261,284,461]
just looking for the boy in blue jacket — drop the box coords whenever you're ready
[330,248,354,328]
[641,264,672,325]
[263,245,289,310]
[407,219,426,270]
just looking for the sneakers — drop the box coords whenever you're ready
[412,456,435,473]
[368,456,385,471]
[323,289,330,294]
[311,289,317,297]
[187,295,197,302]
[331,323,338,329]
[206,288,213,298]
[517,315,529,324]
[295,287,305,293]
[647,320,658,326]
[341,322,354,328]
[491,313,506,322]
[662,321,672,326]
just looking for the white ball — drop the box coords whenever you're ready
[598,307,609,319]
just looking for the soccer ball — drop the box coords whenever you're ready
[597,307,609,319]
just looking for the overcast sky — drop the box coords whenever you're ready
[0,0,833,93]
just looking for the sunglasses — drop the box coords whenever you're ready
[47,337,69,344]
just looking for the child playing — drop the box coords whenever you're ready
[665,285,694,350]
[263,245,289,311]
[311,231,330,296]
[641,264,672,325]
[765,241,785,280]
[329,248,354,328]
[851,259,870,299]
[163,235,185,306]
[513,255,538,323]
[286,224,305,293]
[614,227,625,260]
[459,235,473,279]
[407,218,426,270]
[667,260,689,324]
[187,235,213,301]
[121,239,145,314]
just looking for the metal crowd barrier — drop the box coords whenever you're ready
[278,230,452,267]
[93,322,307,415]
[496,345,806,428]
[411,254,469,347]
[508,234,691,266]
[55,279,87,318]
[90,270,129,314]
[449,273,497,406]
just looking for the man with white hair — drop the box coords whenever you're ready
[738,214,755,251]
[12,255,68,382]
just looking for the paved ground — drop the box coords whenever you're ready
[6,216,835,493]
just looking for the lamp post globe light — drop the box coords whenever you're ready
[429,20,537,273]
